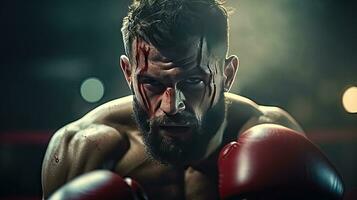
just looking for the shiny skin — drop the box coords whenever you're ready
[42,94,303,199]
[42,36,304,199]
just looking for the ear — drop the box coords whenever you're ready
[120,55,132,87]
[223,55,239,92]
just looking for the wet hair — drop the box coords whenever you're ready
[121,0,230,58]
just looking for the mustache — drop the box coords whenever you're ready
[152,112,198,127]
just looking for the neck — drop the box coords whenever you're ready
[203,108,228,160]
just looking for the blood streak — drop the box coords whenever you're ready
[135,38,153,116]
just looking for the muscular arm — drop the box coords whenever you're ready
[41,122,129,199]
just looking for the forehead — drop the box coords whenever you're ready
[132,37,214,74]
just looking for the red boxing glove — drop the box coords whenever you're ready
[48,170,148,200]
[218,124,344,200]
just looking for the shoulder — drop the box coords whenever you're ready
[257,105,304,133]
[224,93,303,134]
[81,95,135,127]
[41,96,134,198]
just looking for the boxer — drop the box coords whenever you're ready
[42,0,344,199]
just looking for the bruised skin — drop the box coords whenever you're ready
[132,37,223,123]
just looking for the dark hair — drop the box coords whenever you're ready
[121,0,229,59]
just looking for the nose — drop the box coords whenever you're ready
[160,87,186,115]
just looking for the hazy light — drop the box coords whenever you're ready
[80,77,104,103]
[342,86,357,113]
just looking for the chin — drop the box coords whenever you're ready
[144,126,208,166]
[132,91,226,166]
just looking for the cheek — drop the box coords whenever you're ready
[185,76,224,120]
[211,75,224,101]
[133,81,163,118]
[206,63,225,108]
[181,85,211,120]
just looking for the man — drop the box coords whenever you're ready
[41,0,344,199]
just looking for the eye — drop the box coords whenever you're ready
[140,77,165,93]
[146,79,162,86]
[139,76,161,86]
[185,77,203,84]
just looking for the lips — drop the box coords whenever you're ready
[159,125,193,140]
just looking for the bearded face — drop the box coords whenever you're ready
[121,36,233,166]
[133,91,225,165]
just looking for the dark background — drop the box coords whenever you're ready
[0,0,356,199]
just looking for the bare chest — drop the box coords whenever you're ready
[184,167,219,200]
[122,165,218,200]
[112,129,219,199]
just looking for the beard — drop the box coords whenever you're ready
[132,91,226,166]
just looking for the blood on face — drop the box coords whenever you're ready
[133,37,221,119]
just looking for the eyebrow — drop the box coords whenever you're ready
[138,68,210,80]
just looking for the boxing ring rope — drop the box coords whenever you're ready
[1,130,357,145]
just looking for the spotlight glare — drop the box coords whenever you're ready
[342,86,357,113]
[80,77,105,103]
